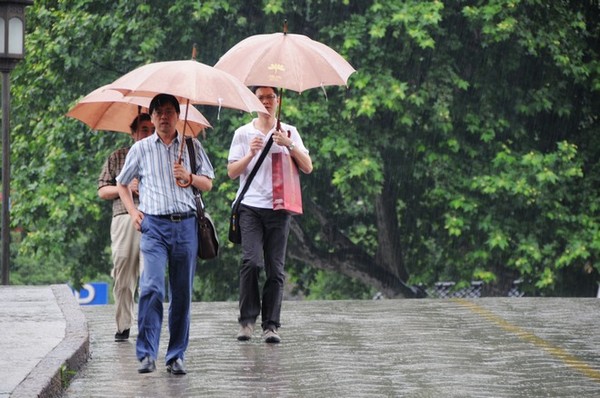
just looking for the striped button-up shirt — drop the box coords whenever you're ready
[116,132,214,215]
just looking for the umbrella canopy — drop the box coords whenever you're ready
[66,85,212,136]
[104,59,267,115]
[214,26,356,93]
[103,55,268,187]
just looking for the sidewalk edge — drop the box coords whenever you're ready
[11,284,89,398]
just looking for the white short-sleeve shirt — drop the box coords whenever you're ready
[228,119,308,209]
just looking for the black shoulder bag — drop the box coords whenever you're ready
[186,138,219,259]
[228,135,274,244]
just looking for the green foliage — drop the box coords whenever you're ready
[334,0,599,295]
[287,265,375,300]
[5,0,599,299]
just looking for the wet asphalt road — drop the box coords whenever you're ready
[62,298,600,397]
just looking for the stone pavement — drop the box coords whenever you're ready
[2,284,600,397]
[0,285,88,398]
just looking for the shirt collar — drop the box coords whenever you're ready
[151,131,180,144]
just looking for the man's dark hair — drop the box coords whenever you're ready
[149,93,180,115]
[129,113,151,132]
[251,86,278,95]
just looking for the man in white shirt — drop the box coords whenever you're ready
[227,86,313,343]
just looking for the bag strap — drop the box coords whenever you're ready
[232,134,274,210]
[185,137,204,212]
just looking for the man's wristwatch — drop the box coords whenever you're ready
[287,142,295,151]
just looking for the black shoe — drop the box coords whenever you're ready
[114,329,130,342]
[166,358,186,375]
[138,356,156,373]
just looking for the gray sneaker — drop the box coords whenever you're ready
[236,323,255,341]
[262,328,281,344]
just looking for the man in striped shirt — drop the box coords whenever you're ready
[117,93,214,375]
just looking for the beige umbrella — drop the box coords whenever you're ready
[103,50,267,186]
[214,21,355,127]
[104,59,267,114]
[214,22,355,94]
[66,85,212,136]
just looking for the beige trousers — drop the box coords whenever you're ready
[110,214,143,333]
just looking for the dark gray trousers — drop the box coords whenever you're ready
[238,204,291,331]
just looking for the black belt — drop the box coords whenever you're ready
[154,212,196,222]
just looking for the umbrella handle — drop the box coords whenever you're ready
[176,100,193,188]
[276,87,284,131]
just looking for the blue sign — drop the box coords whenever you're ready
[72,282,109,305]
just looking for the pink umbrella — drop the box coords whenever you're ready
[214,21,355,126]
[66,85,212,136]
[214,22,355,93]
[103,49,267,186]
[104,60,267,115]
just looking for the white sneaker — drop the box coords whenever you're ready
[237,323,255,341]
[262,328,281,343]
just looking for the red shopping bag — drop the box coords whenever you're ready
[272,152,303,215]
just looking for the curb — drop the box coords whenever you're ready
[11,284,89,398]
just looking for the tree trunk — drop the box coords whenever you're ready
[286,197,420,298]
[374,186,410,282]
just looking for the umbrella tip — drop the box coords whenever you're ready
[192,43,198,61]
[283,19,288,35]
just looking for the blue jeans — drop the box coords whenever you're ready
[238,205,291,331]
[136,215,197,365]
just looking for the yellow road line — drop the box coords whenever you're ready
[454,298,600,382]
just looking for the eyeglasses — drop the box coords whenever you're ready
[153,109,176,117]
[257,94,277,101]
